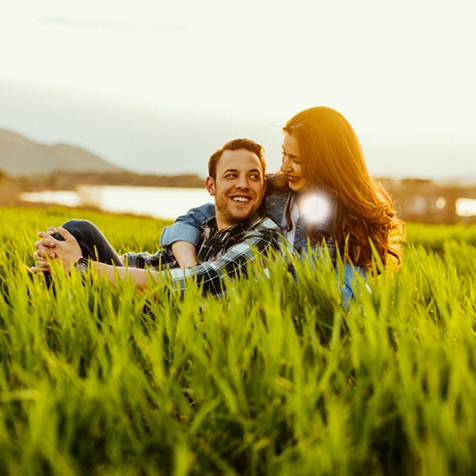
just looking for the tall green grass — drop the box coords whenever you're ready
[0,206,475,475]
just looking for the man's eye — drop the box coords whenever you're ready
[250,174,260,180]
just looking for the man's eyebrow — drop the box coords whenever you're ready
[222,168,263,174]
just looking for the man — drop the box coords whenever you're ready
[33,138,284,296]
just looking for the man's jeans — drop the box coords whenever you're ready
[53,219,125,266]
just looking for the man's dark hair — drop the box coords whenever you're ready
[208,138,267,180]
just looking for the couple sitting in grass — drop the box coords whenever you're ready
[33,107,404,307]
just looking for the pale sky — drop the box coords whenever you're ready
[1,0,476,181]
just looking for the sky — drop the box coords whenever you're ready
[1,0,476,182]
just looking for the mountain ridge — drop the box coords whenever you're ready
[0,128,126,176]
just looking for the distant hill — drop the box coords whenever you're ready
[0,129,126,176]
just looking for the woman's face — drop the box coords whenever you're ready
[281,132,310,193]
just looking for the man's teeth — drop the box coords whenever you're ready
[233,197,249,202]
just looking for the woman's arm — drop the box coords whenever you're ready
[171,241,198,268]
[160,203,215,267]
[160,203,215,248]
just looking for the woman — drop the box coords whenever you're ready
[161,106,404,305]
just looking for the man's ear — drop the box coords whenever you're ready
[263,176,268,194]
[205,176,216,196]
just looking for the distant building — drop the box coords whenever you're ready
[379,178,476,224]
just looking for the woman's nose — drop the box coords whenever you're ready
[281,157,292,172]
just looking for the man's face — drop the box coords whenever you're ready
[206,148,267,230]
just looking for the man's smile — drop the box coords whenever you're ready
[231,195,251,203]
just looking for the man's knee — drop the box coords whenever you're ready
[58,219,97,242]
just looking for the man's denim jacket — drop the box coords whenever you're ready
[160,191,367,308]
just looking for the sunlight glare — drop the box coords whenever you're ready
[299,193,332,224]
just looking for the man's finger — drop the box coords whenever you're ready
[41,239,56,250]
[57,226,75,242]
[35,239,53,249]
[33,249,51,268]
[37,233,57,249]
[35,242,56,256]
[37,231,56,242]
[36,260,51,270]
[30,266,50,274]
[35,248,56,260]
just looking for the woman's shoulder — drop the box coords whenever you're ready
[265,173,290,195]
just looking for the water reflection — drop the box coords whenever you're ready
[22,186,212,220]
[20,186,476,221]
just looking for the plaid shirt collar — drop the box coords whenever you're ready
[198,213,263,262]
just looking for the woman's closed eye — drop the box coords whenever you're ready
[282,152,300,165]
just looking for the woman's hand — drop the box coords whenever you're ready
[171,241,197,268]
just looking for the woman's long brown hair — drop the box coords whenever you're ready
[275,106,404,269]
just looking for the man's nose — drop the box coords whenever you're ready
[235,175,249,189]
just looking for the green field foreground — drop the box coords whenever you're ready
[1,206,476,475]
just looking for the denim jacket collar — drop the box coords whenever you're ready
[265,191,334,251]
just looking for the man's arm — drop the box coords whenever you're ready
[33,226,127,271]
[33,227,164,289]
[34,223,283,296]
[86,261,164,289]
[166,226,283,296]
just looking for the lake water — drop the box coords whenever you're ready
[21,185,476,219]
[22,186,213,220]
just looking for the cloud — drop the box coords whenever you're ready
[38,17,190,34]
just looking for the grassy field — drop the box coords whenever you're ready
[0,206,475,475]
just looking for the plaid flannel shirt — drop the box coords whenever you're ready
[123,213,284,296]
